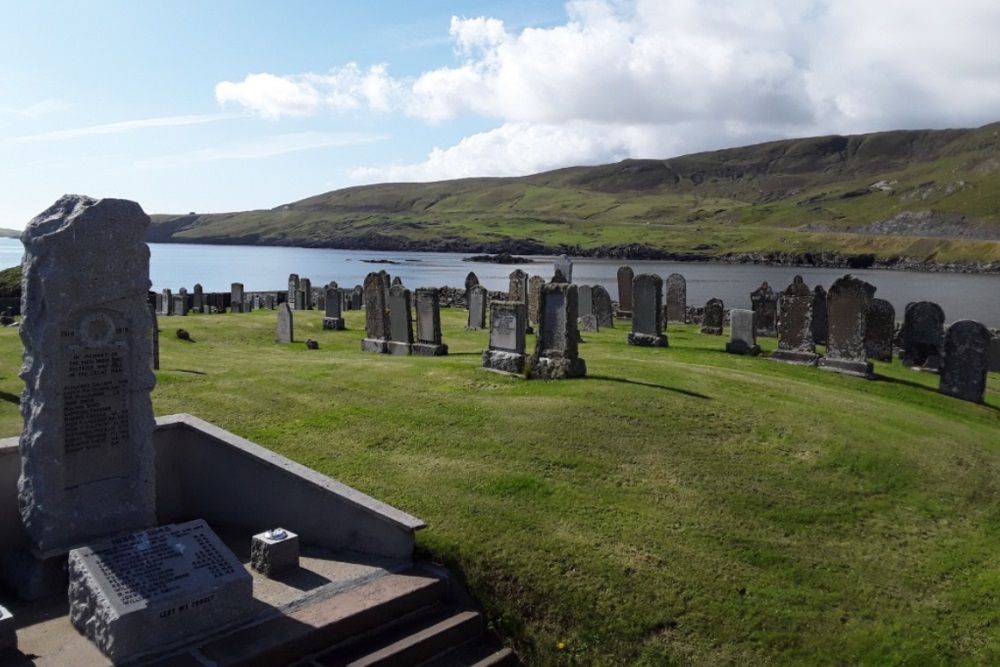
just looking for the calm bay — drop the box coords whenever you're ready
[0,238,996,327]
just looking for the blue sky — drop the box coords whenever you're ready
[3,0,1000,230]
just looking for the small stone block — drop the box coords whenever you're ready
[0,605,16,656]
[251,528,300,577]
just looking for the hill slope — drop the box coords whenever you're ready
[148,123,1000,267]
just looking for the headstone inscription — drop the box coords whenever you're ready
[528,282,586,379]
[322,287,345,330]
[361,272,389,353]
[700,298,724,335]
[466,284,488,331]
[865,298,895,362]
[276,302,294,343]
[898,301,946,369]
[412,288,448,356]
[287,274,299,310]
[528,275,545,327]
[665,273,687,323]
[726,308,760,355]
[616,266,634,317]
[387,284,414,355]
[592,285,615,329]
[769,275,819,365]
[627,274,668,347]
[67,519,252,664]
[18,195,158,556]
[817,274,874,378]
[938,320,992,403]
[812,285,828,345]
[554,254,573,283]
[482,302,527,375]
[751,281,778,337]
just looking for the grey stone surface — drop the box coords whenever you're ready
[192,284,203,312]
[554,254,573,283]
[592,285,615,329]
[172,294,188,316]
[751,281,778,337]
[276,303,294,343]
[701,298,724,335]
[323,287,345,330]
[466,284,487,331]
[579,313,599,332]
[351,286,363,310]
[0,604,15,656]
[628,273,667,347]
[287,274,299,309]
[990,337,1000,373]
[817,274,874,378]
[939,320,992,403]
[508,269,528,306]
[770,276,819,365]
[665,273,687,323]
[483,302,526,375]
[413,288,448,356]
[18,195,157,557]
[149,304,159,371]
[529,283,586,379]
[300,278,313,309]
[67,519,252,664]
[812,285,828,345]
[161,288,172,316]
[230,283,244,311]
[361,272,389,352]
[251,528,300,577]
[899,301,946,369]
[528,275,545,326]
[388,285,413,355]
[866,298,896,362]
[577,285,593,318]
[464,271,479,295]
[616,266,634,316]
[726,308,760,355]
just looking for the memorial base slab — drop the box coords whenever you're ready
[725,341,761,356]
[387,341,412,356]
[482,350,525,375]
[412,343,448,356]
[322,318,345,331]
[627,332,669,347]
[360,338,388,353]
[768,349,821,366]
[528,356,587,380]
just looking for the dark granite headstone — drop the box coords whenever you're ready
[865,298,895,362]
[701,298,724,335]
[899,301,945,369]
[592,285,615,329]
[577,285,593,318]
[938,320,992,403]
[770,275,818,365]
[817,275,874,378]
[323,287,345,330]
[628,274,668,347]
[287,274,299,310]
[192,284,203,312]
[230,283,244,312]
[751,281,777,337]
[616,266,634,317]
[529,283,586,379]
[812,285,828,345]
[387,284,413,355]
[665,273,687,323]
[413,288,448,356]
[361,272,389,353]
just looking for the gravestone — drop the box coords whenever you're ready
[361,272,389,353]
[769,275,819,365]
[592,285,615,329]
[627,274,668,347]
[464,271,480,297]
[700,298,724,335]
[938,320,992,403]
[230,283,244,313]
[412,288,448,356]
[391,276,402,287]
[665,273,687,323]
[482,302,527,375]
[323,287,345,330]
[554,254,573,283]
[577,285,593,319]
[300,278,313,309]
[726,308,760,355]
[67,519,252,664]
[192,283,204,312]
[529,283,586,379]
[265,293,275,310]
[18,195,158,556]
[898,301,946,369]
[579,314,599,333]
[351,285,363,310]
[161,288,172,316]
[378,270,391,307]
[276,302,294,343]
[466,284,488,331]
[287,274,299,310]
[817,275,874,378]
[990,337,1000,373]
[294,289,305,311]
[155,292,163,315]
[528,275,545,327]
[149,304,159,371]
[387,284,413,355]
[812,285,828,345]
[508,269,528,304]
[616,266,634,317]
[751,281,778,337]
[172,294,188,316]
[865,298,895,362]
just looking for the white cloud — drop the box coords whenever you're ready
[5,114,236,143]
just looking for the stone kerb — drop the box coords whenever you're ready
[528,282,586,379]
[769,275,819,365]
[482,301,527,375]
[412,288,448,356]
[387,284,413,355]
[18,195,157,557]
[939,319,992,403]
[627,273,668,347]
[817,274,874,379]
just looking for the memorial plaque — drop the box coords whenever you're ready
[68,519,252,663]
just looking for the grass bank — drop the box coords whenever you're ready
[0,308,997,665]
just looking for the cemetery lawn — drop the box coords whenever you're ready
[1,309,998,666]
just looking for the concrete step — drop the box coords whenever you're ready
[417,639,520,667]
[308,605,482,666]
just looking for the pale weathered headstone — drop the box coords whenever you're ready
[161,288,172,316]
[466,284,487,331]
[616,266,634,317]
[866,298,895,362]
[726,308,760,355]
[770,275,818,365]
[817,275,874,378]
[276,302,294,343]
[628,274,668,347]
[751,281,778,337]
[592,285,615,329]
[577,285,594,318]
[352,285,363,310]
[361,272,389,353]
[18,195,157,556]
[388,284,413,355]
[529,283,586,379]
[482,302,527,374]
[172,294,188,316]
[701,298,724,335]
[812,285,828,345]
[413,288,448,356]
[665,273,687,323]
[939,320,992,403]
[899,301,945,369]
[287,274,300,310]
[554,254,573,283]
[323,286,345,330]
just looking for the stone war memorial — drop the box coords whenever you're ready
[0,196,431,665]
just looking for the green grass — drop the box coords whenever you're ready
[1,308,998,665]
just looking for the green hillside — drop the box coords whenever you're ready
[148,123,1000,266]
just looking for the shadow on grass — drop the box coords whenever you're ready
[876,373,1000,412]
[174,369,208,375]
[588,374,711,399]
[0,390,19,404]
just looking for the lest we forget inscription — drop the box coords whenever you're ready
[68,519,252,664]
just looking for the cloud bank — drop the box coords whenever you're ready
[215,0,1000,183]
